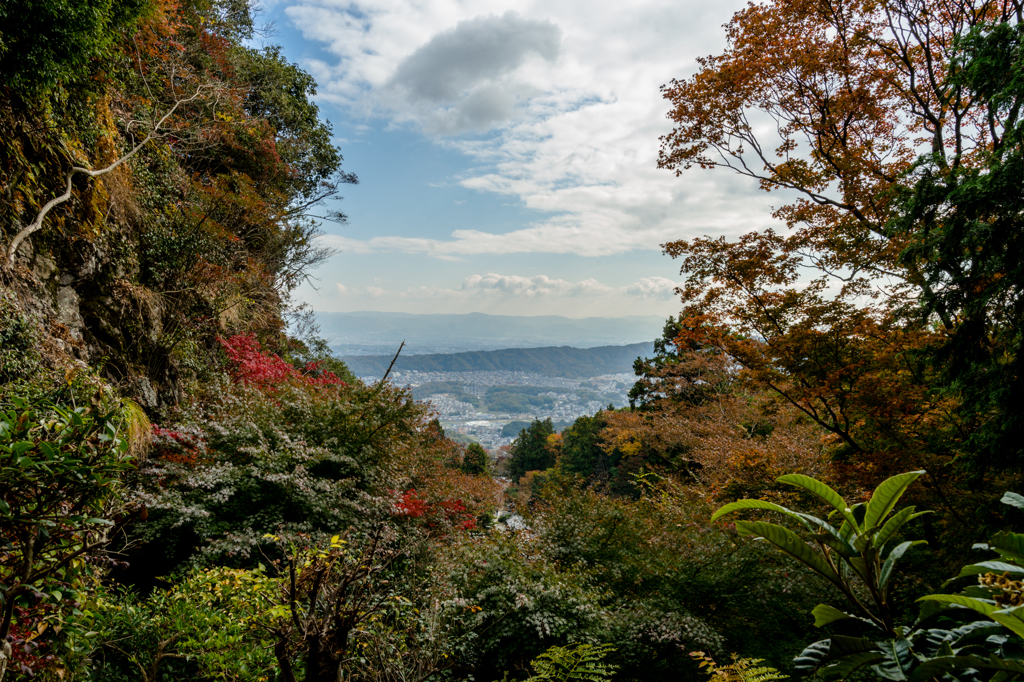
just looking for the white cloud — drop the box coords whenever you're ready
[334,272,679,300]
[384,12,560,133]
[285,0,772,259]
[625,276,681,298]
[460,273,612,297]
[320,270,685,316]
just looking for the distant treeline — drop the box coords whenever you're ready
[344,342,655,379]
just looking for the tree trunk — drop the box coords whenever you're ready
[0,640,11,682]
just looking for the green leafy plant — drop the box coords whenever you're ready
[690,651,787,682]
[92,567,277,682]
[527,643,618,682]
[712,470,929,635]
[714,474,1024,681]
[0,395,136,657]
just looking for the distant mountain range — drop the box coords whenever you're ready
[314,311,667,356]
[343,342,655,379]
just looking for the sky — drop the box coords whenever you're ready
[260,0,780,318]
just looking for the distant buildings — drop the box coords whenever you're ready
[369,369,637,453]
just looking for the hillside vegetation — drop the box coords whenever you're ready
[3,0,1024,682]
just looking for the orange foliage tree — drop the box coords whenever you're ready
[657,0,1024,503]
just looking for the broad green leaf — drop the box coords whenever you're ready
[873,507,932,548]
[11,441,34,456]
[815,532,858,558]
[954,561,1024,580]
[991,532,1024,563]
[880,541,926,591]
[812,604,861,628]
[777,474,858,529]
[909,655,1024,682]
[874,637,913,681]
[831,634,888,655]
[1001,492,1024,510]
[918,594,997,617]
[735,520,842,587]
[848,556,872,584]
[794,640,831,671]
[945,620,1005,647]
[824,651,886,681]
[711,499,804,526]
[990,604,1024,640]
[797,512,845,539]
[864,471,925,531]
[830,635,885,657]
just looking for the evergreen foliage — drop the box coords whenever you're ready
[560,410,610,480]
[462,442,489,475]
[508,418,557,481]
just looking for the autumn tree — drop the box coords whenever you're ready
[1,0,356,400]
[658,0,1024,495]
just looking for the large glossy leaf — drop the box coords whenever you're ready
[830,635,883,657]
[848,556,872,584]
[813,604,860,628]
[711,499,805,526]
[794,640,832,671]
[991,532,1024,564]
[874,637,914,681]
[777,474,858,529]
[864,471,925,531]
[880,541,926,592]
[909,655,1024,682]
[991,606,1024,640]
[954,561,1024,580]
[873,507,932,549]
[735,520,842,587]
[815,532,858,558]
[824,651,887,681]
[1001,492,1024,510]
[918,595,998,617]
[796,634,885,676]
[923,621,1006,652]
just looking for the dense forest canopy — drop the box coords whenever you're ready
[2,0,1024,681]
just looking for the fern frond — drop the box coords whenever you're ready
[690,652,787,682]
[529,643,618,682]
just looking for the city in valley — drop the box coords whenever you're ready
[362,370,637,451]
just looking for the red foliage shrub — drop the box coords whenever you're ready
[217,334,345,390]
[151,425,205,466]
[393,489,476,531]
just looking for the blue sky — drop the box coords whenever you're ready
[260,0,781,318]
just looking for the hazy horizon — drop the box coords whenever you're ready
[314,310,668,356]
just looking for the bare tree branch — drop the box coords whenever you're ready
[5,85,207,267]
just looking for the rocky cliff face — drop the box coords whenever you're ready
[5,230,183,412]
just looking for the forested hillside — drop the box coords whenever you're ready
[344,342,654,378]
[3,0,1024,681]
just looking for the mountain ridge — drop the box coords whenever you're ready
[343,341,654,379]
